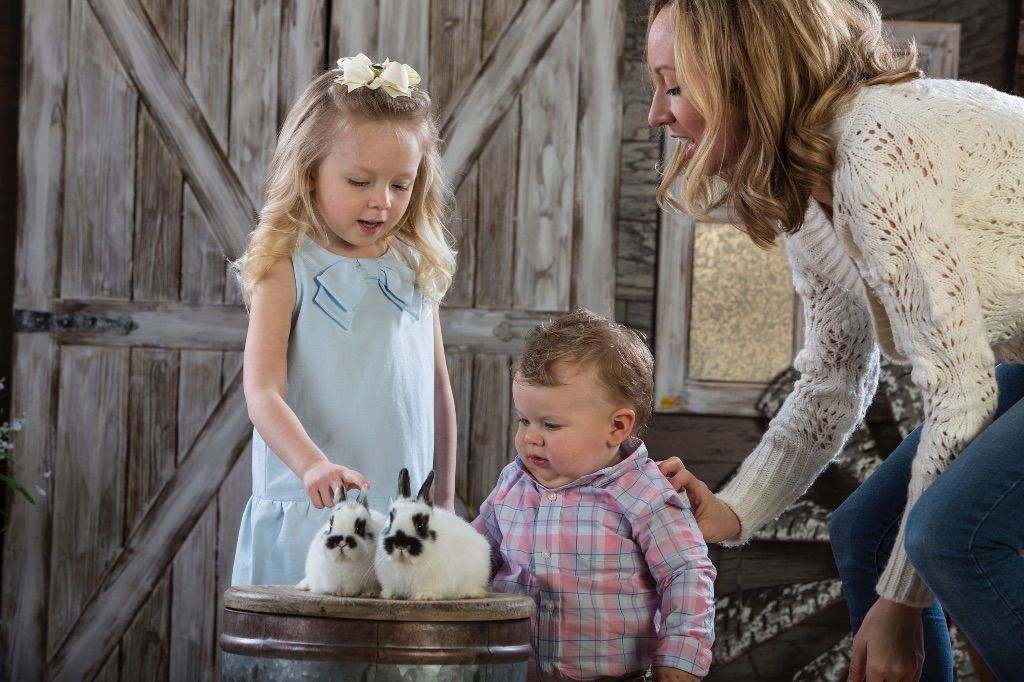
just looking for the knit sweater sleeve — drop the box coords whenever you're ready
[716,206,881,549]
[832,98,998,607]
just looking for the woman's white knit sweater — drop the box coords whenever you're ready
[717,78,1024,607]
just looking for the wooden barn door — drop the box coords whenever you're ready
[3,0,622,679]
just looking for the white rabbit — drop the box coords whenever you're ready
[295,486,385,596]
[376,469,491,601]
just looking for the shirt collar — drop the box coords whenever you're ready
[514,437,649,492]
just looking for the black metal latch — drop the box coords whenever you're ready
[13,309,137,335]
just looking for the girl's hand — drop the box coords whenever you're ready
[848,598,924,682]
[302,461,370,509]
[653,666,699,682]
[657,457,742,543]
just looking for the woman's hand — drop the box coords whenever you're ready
[657,457,742,543]
[301,460,370,509]
[653,666,699,682]
[849,598,925,682]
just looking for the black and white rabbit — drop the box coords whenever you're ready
[376,469,490,600]
[295,486,385,596]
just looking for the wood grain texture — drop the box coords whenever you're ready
[475,100,519,308]
[47,346,129,656]
[224,585,535,621]
[330,0,379,65]
[446,352,474,507]
[181,0,233,304]
[279,0,326,128]
[89,0,253,259]
[378,0,430,84]
[573,0,623,317]
[468,354,512,515]
[47,367,250,682]
[134,109,183,301]
[61,1,137,300]
[513,1,580,311]
[711,542,839,597]
[441,0,576,193]
[215,442,252,681]
[121,572,171,681]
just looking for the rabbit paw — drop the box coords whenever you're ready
[466,587,487,599]
[295,579,309,591]
[411,591,438,601]
[380,591,397,600]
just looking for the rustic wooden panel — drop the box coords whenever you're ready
[121,572,170,681]
[468,354,512,515]
[61,1,137,300]
[126,349,180,533]
[134,110,183,302]
[711,543,839,597]
[330,0,378,63]
[181,0,233,304]
[170,350,222,682]
[431,0,483,307]
[279,0,326,128]
[483,0,525,47]
[446,352,474,507]
[95,648,119,682]
[378,0,429,82]
[48,346,129,654]
[513,1,580,312]
[574,0,623,317]
[141,0,185,66]
[475,101,519,309]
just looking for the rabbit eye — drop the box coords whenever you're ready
[354,518,367,538]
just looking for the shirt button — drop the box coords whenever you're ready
[546,601,555,612]
[547,662,558,673]
[542,550,550,560]
[546,492,556,501]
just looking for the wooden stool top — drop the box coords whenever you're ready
[225,585,535,622]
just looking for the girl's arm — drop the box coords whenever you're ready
[244,258,369,509]
[431,304,457,511]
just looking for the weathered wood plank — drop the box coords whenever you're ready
[431,0,483,306]
[134,109,183,302]
[169,350,222,682]
[140,0,185,67]
[440,0,576,193]
[279,0,326,128]
[182,0,233,304]
[47,346,129,656]
[89,0,253,259]
[475,0,521,308]
[378,0,429,83]
[513,2,580,311]
[711,542,839,596]
[445,352,474,508]
[47,367,250,682]
[126,349,180,535]
[121,572,171,681]
[2,335,58,680]
[573,0,623,317]
[61,1,137,300]
[468,354,512,515]
[329,0,378,64]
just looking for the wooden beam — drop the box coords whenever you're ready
[16,299,559,354]
[47,369,251,682]
[440,0,575,192]
[88,0,253,258]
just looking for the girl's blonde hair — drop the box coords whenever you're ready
[233,68,456,303]
[650,0,920,247]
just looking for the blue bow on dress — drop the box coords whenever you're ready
[311,257,423,331]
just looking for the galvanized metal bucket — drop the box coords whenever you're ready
[220,585,534,681]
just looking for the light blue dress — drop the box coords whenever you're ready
[231,238,435,586]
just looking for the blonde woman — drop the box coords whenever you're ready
[231,55,458,587]
[647,1,1024,679]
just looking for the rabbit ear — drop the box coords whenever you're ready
[357,486,370,509]
[416,470,435,507]
[397,468,411,498]
[333,484,346,506]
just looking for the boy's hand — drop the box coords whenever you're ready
[302,460,370,509]
[653,666,700,682]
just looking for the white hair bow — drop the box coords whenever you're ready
[335,53,421,98]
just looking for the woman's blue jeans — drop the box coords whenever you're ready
[830,364,1024,681]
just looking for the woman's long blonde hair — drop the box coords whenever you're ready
[233,68,456,303]
[650,0,920,247]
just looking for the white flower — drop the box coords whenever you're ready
[335,53,377,93]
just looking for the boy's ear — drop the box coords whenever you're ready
[608,408,636,448]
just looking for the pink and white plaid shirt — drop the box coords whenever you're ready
[472,441,715,680]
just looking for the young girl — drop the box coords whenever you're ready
[646,0,1024,679]
[230,54,458,587]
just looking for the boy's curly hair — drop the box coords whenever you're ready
[514,309,654,434]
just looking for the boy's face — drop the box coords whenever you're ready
[512,362,633,489]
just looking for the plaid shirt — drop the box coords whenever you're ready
[472,441,715,680]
